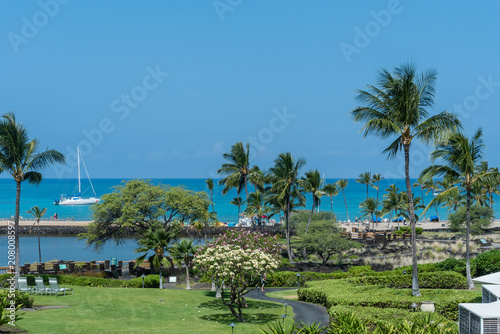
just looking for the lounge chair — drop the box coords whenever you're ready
[48,278,73,296]
[17,277,33,295]
[34,276,52,296]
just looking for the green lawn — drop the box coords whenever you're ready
[265,290,298,301]
[17,286,295,334]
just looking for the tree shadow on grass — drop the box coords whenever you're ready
[198,298,283,311]
[200,312,282,325]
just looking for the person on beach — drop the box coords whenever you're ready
[54,213,58,220]
[261,272,266,292]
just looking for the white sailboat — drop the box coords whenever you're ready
[54,147,100,205]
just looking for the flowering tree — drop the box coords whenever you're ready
[194,231,280,322]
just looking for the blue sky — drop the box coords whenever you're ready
[1,0,500,179]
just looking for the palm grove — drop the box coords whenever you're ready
[2,62,499,296]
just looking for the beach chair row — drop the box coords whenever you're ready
[17,277,73,296]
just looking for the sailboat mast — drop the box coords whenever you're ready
[77,147,81,194]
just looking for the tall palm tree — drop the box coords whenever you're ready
[205,178,215,213]
[336,179,349,222]
[170,238,198,290]
[26,206,46,263]
[356,172,372,199]
[477,162,500,216]
[351,63,461,296]
[421,128,487,289]
[218,142,251,205]
[134,227,174,289]
[322,183,339,214]
[359,197,379,230]
[371,173,384,203]
[0,112,65,283]
[267,152,306,260]
[301,169,323,234]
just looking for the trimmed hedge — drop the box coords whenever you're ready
[298,279,480,321]
[349,271,468,289]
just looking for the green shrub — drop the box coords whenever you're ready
[398,226,423,234]
[475,249,500,276]
[350,271,467,290]
[0,290,34,308]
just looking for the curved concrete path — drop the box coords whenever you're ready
[246,287,329,330]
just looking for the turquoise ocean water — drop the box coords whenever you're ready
[0,178,498,266]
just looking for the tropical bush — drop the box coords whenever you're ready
[349,271,468,289]
[0,290,33,308]
[475,249,500,276]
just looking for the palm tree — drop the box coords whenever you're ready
[356,172,372,199]
[248,165,265,192]
[412,176,426,221]
[245,190,269,229]
[218,142,251,205]
[371,173,384,203]
[267,152,306,260]
[0,112,65,283]
[351,63,461,296]
[170,238,198,290]
[301,170,323,234]
[230,196,245,217]
[477,162,500,216]
[422,179,440,220]
[322,183,339,214]
[336,179,349,222]
[420,128,488,289]
[205,178,215,213]
[135,227,174,289]
[26,206,46,263]
[359,197,379,230]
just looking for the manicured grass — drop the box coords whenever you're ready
[17,286,295,334]
[265,290,298,301]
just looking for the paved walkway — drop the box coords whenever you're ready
[246,287,329,331]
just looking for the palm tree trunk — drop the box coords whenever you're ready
[343,190,349,222]
[285,197,293,260]
[37,219,41,263]
[14,181,21,287]
[466,190,474,289]
[404,146,420,297]
[210,191,215,213]
[366,184,369,199]
[420,187,426,221]
[185,260,191,290]
[330,196,333,213]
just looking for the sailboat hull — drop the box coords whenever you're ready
[56,197,100,205]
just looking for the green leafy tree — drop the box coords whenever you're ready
[170,238,198,290]
[448,205,493,235]
[293,219,359,264]
[356,172,372,199]
[267,152,306,260]
[245,190,271,229]
[218,142,252,205]
[351,63,461,296]
[134,227,174,289]
[26,206,46,263]
[336,179,349,222]
[0,112,65,283]
[82,180,210,250]
[322,183,338,214]
[421,128,489,289]
[249,165,266,192]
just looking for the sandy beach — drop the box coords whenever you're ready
[0,219,92,227]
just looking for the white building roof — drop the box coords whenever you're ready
[483,285,500,297]
[473,271,500,285]
[459,301,500,318]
